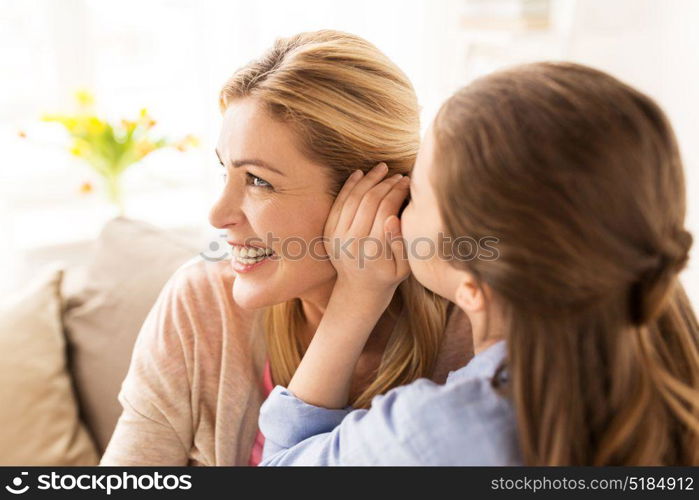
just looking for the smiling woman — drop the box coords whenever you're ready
[213,30,457,409]
[99,29,473,466]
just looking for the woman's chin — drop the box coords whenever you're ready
[232,281,277,310]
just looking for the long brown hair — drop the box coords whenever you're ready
[432,62,699,464]
[219,30,449,408]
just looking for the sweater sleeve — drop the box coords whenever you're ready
[99,266,195,466]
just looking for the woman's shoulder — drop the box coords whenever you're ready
[108,257,264,465]
[165,256,252,316]
[167,256,234,301]
[150,256,262,348]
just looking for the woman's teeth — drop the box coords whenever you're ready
[232,245,274,264]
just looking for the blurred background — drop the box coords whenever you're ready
[0,0,698,465]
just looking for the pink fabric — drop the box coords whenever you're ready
[248,360,274,466]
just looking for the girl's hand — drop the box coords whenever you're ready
[287,164,410,409]
[323,162,411,298]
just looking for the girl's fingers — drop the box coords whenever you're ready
[385,215,410,278]
[324,169,364,236]
[336,163,390,233]
[348,173,405,237]
[369,176,410,240]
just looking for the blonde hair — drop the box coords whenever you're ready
[219,30,449,408]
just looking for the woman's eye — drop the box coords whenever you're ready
[246,172,273,189]
[217,167,272,190]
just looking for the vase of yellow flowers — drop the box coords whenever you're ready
[42,90,198,215]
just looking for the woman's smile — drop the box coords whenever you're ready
[228,242,276,273]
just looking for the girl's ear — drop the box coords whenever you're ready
[454,272,487,314]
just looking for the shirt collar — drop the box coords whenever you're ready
[446,339,508,384]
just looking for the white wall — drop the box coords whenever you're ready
[562,0,699,306]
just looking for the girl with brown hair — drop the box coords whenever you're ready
[258,61,699,465]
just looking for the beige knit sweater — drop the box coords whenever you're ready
[99,257,473,466]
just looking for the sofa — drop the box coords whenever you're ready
[0,216,205,465]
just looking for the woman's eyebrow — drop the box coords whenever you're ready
[215,149,286,176]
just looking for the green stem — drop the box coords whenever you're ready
[104,173,125,216]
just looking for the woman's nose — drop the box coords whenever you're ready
[208,180,246,229]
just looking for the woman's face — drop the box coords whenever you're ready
[209,98,337,309]
[400,123,463,303]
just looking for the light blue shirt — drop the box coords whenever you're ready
[258,340,522,465]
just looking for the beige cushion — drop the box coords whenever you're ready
[62,216,199,453]
[0,265,99,465]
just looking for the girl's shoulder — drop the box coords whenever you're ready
[370,341,520,464]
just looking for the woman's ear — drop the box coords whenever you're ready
[453,272,487,314]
